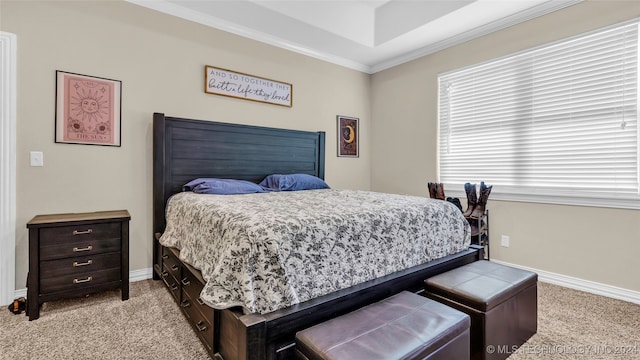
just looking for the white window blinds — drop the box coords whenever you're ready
[438,20,639,209]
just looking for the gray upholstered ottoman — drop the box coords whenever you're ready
[424,260,537,360]
[295,291,471,360]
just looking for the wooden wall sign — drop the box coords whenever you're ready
[205,65,292,107]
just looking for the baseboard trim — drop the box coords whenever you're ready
[13,268,155,301]
[14,264,640,306]
[491,259,640,305]
[129,267,154,282]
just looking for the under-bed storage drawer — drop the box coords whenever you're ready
[161,247,181,302]
[162,246,181,275]
[159,245,217,357]
[181,269,215,321]
[161,263,181,302]
[180,291,214,352]
[180,270,215,353]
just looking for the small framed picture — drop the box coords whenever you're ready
[55,70,122,146]
[337,115,359,157]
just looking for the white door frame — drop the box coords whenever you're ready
[0,31,17,305]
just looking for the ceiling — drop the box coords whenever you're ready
[127,0,582,74]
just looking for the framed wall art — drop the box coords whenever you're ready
[337,115,359,157]
[205,65,292,107]
[55,70,122,146]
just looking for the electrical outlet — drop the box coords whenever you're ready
[501,235,510,247]
[30,151,44,167]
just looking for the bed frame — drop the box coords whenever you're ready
[152,113,483,360]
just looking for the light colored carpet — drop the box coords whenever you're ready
[0,280,209,359]
[508,282,640,360]
[1,280,638,359]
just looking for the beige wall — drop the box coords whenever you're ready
[1,0,371,288]
[371,0,640,292]
[3,0,639,295]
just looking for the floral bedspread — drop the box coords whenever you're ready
[159,189,471,314]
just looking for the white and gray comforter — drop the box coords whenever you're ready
[159,189,471,314]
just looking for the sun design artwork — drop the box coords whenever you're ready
[70,85,108,123]
[62,75,115,144]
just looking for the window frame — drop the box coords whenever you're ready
[437,19,640,210]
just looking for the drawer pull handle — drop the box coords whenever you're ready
[197,297,205,306]
[73,245,93,252]
[73,276,92,284]
[171,264,179,271]
[169,283,178,291]
[162,254,169,259]
[180,300,191,308]
[196,320,208,332]
[73,260,93,267]
[161,271,169,278]
[73,229,93,235]
[181,278,190,286]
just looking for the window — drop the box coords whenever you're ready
[438,20,639,209]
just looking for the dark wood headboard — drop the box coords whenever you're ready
[152,113,326,277]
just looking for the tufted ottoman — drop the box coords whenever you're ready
[424,260,537,360]
[295,291,471,360]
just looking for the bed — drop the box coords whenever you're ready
[152,113,484,360]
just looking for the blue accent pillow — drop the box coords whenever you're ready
[183,178,267,195]
[259,174,330,191]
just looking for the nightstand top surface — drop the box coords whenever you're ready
[27,210,130,227]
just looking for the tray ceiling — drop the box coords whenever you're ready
[127,0,582,73]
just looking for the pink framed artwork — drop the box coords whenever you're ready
[55,71,122,146]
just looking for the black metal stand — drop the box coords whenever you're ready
[467,210,489,260]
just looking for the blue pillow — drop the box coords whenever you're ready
[259,174,330,191]
[183,178,267,195]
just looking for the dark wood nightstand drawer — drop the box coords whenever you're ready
[40,222,121,244]
[40,267,121,294]
[40,237,121,261]
[40,252,121,279]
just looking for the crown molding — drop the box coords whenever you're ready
[125,0,371,73]
[128,0,582,74]
[370,0,583,73]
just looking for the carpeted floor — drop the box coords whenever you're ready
[0,280,638,359]
[508,282,640,360]
[0,280,210,360]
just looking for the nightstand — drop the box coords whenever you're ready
[26,210,130,320]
